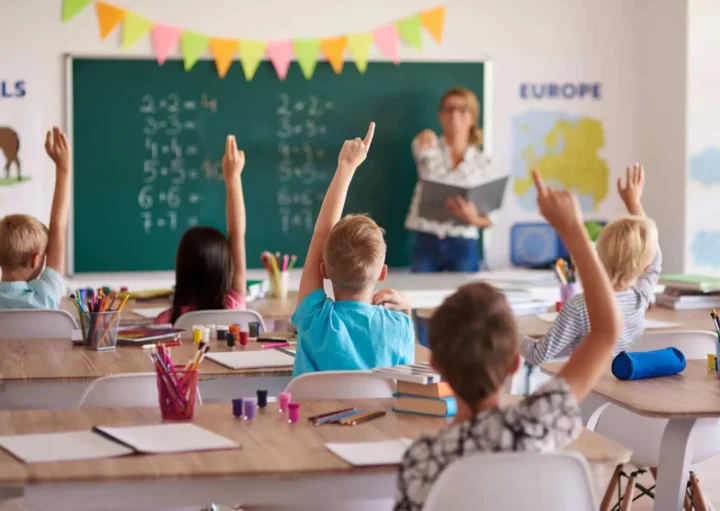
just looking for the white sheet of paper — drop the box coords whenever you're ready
[71,329,83,341]
[644,319,682,330]
[94,424,239,454]
[0,431,133,463]
[538,312,559,323]
[131,307,169,319]
[205,350,296,370]
[326,439,413,466]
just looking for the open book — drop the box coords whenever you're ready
[419,174,509,223]
[0,423,239,464]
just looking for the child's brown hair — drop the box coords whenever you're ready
[429,282,519,406]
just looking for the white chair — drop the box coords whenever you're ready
[423,452,597,511]
[77,373,203,408]
[0,309,78,339]
[591,330,718,510]
[174,309,266,332]
[284,371,396,400]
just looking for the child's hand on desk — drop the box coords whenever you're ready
[532,169,585,240]
[372,288,411,312]
[337,122,375,171]
[44,127,71,173]
[222,135,245,179]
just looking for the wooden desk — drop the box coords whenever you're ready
[0,398,630,510]
[542,360,720,511]
[0,339,430,410]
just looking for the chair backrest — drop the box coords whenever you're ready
[285,371,396,401]
[628,329,717,359]
[423,452,597,511]
[0,309,78,339]
[174,309,266,332]
[77,373,160,408]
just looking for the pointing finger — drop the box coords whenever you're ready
[363,122,375,149]
[531,169,546,195]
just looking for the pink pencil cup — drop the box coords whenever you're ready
[157,370,198,421]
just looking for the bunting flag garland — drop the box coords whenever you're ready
[238,40,266,81]
[121,12,152,49]
[294,39,321,80]
[69,2,445,79]
[95,2,126,40]
[209,38,238,78]
[181,31,209,71]
[321,36,347,74]
[347,33,373,74]
[420,6,446,43]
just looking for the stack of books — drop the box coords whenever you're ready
[657,275,720,310]
[373,364,457,417]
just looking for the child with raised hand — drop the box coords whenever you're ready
[292,122,415,377]
[394,171,623,511]
[0,127,70,309]
[521,163,660,365]
[154,135,247,324]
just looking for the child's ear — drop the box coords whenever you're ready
[378,264,388,282]
[320,261,328,280]
[508,354,523,376]
[29,252,43,269]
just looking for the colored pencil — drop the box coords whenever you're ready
[308,407,355,422]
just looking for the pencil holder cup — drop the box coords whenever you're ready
[559,283,581,304]
[158,370,198,421]
[80,311,120,351]
[270,272,289,300]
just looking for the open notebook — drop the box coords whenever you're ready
[205,350,296,370]
[0,423,239,464]
[326,439,413,466]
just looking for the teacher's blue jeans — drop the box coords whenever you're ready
[411,232,482,347]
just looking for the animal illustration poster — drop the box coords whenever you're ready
[0,61,45,220]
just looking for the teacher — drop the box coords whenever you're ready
[405,87,492,273]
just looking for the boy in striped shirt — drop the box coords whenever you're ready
[521,163,660,366]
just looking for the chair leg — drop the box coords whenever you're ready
[621,472,638,511]
[689,471,709,511]
[601,465,624,511]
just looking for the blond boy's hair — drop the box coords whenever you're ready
[0,214,49,269]
[323,214,386,290]
[596,215,658,289]
[429,282,518,406]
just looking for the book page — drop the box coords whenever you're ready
[205,350,296,370]
[94,424,239,454]
[326,439,413,466]
[0,431,133,463]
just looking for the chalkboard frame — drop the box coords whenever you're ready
[65,55,493,276]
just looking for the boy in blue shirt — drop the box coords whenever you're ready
[0,127,70,309]
[292,122,415,377]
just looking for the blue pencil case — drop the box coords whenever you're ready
[611,347,686,381]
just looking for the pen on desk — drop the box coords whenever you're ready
[263,341,290,349]
[308,407,355,422]
[347,410,386,426]
[314,409,358,426]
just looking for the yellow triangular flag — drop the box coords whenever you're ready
[209,38,238,78]
[321,36,347,74]
[239,40,266,81]
[347,33,373,74]
[122,12,152,49]
[95,2,126,40]
[420,6,446,43]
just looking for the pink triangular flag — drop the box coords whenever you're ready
[151,25,182,65]
[374,24,399,65]
[266,40,294,80]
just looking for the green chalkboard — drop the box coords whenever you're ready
[71,58,485,272]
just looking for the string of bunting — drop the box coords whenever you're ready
[62,0,446,80]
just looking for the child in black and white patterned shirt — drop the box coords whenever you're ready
[521,163,660,365]
[394,170,624,511]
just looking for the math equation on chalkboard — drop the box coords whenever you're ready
[276,93,334,233]
[137,93,218,234]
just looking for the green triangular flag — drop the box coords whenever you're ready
[397,14,422,49]
[122,12,152,49]
[62,0,92,22]
[347,33,373,74]
[239,40,266,81]
[181,31,209,71]
[294,39,320,80]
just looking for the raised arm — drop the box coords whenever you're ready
[297,122,375,304]
[532,171,623,401]
[222,135,247,295]
[44,127,71,275]
[617,163,645,217]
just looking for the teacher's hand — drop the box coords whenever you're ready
[414,129,438,152]
[446,196,491,228]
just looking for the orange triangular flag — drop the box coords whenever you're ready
[95,2,126,40]
[420,6,446,43]
[320,36,347,74]
[209,38,238,78]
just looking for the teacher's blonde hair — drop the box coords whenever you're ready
[440,87,483,147]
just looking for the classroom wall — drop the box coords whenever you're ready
[0,0,689,275]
